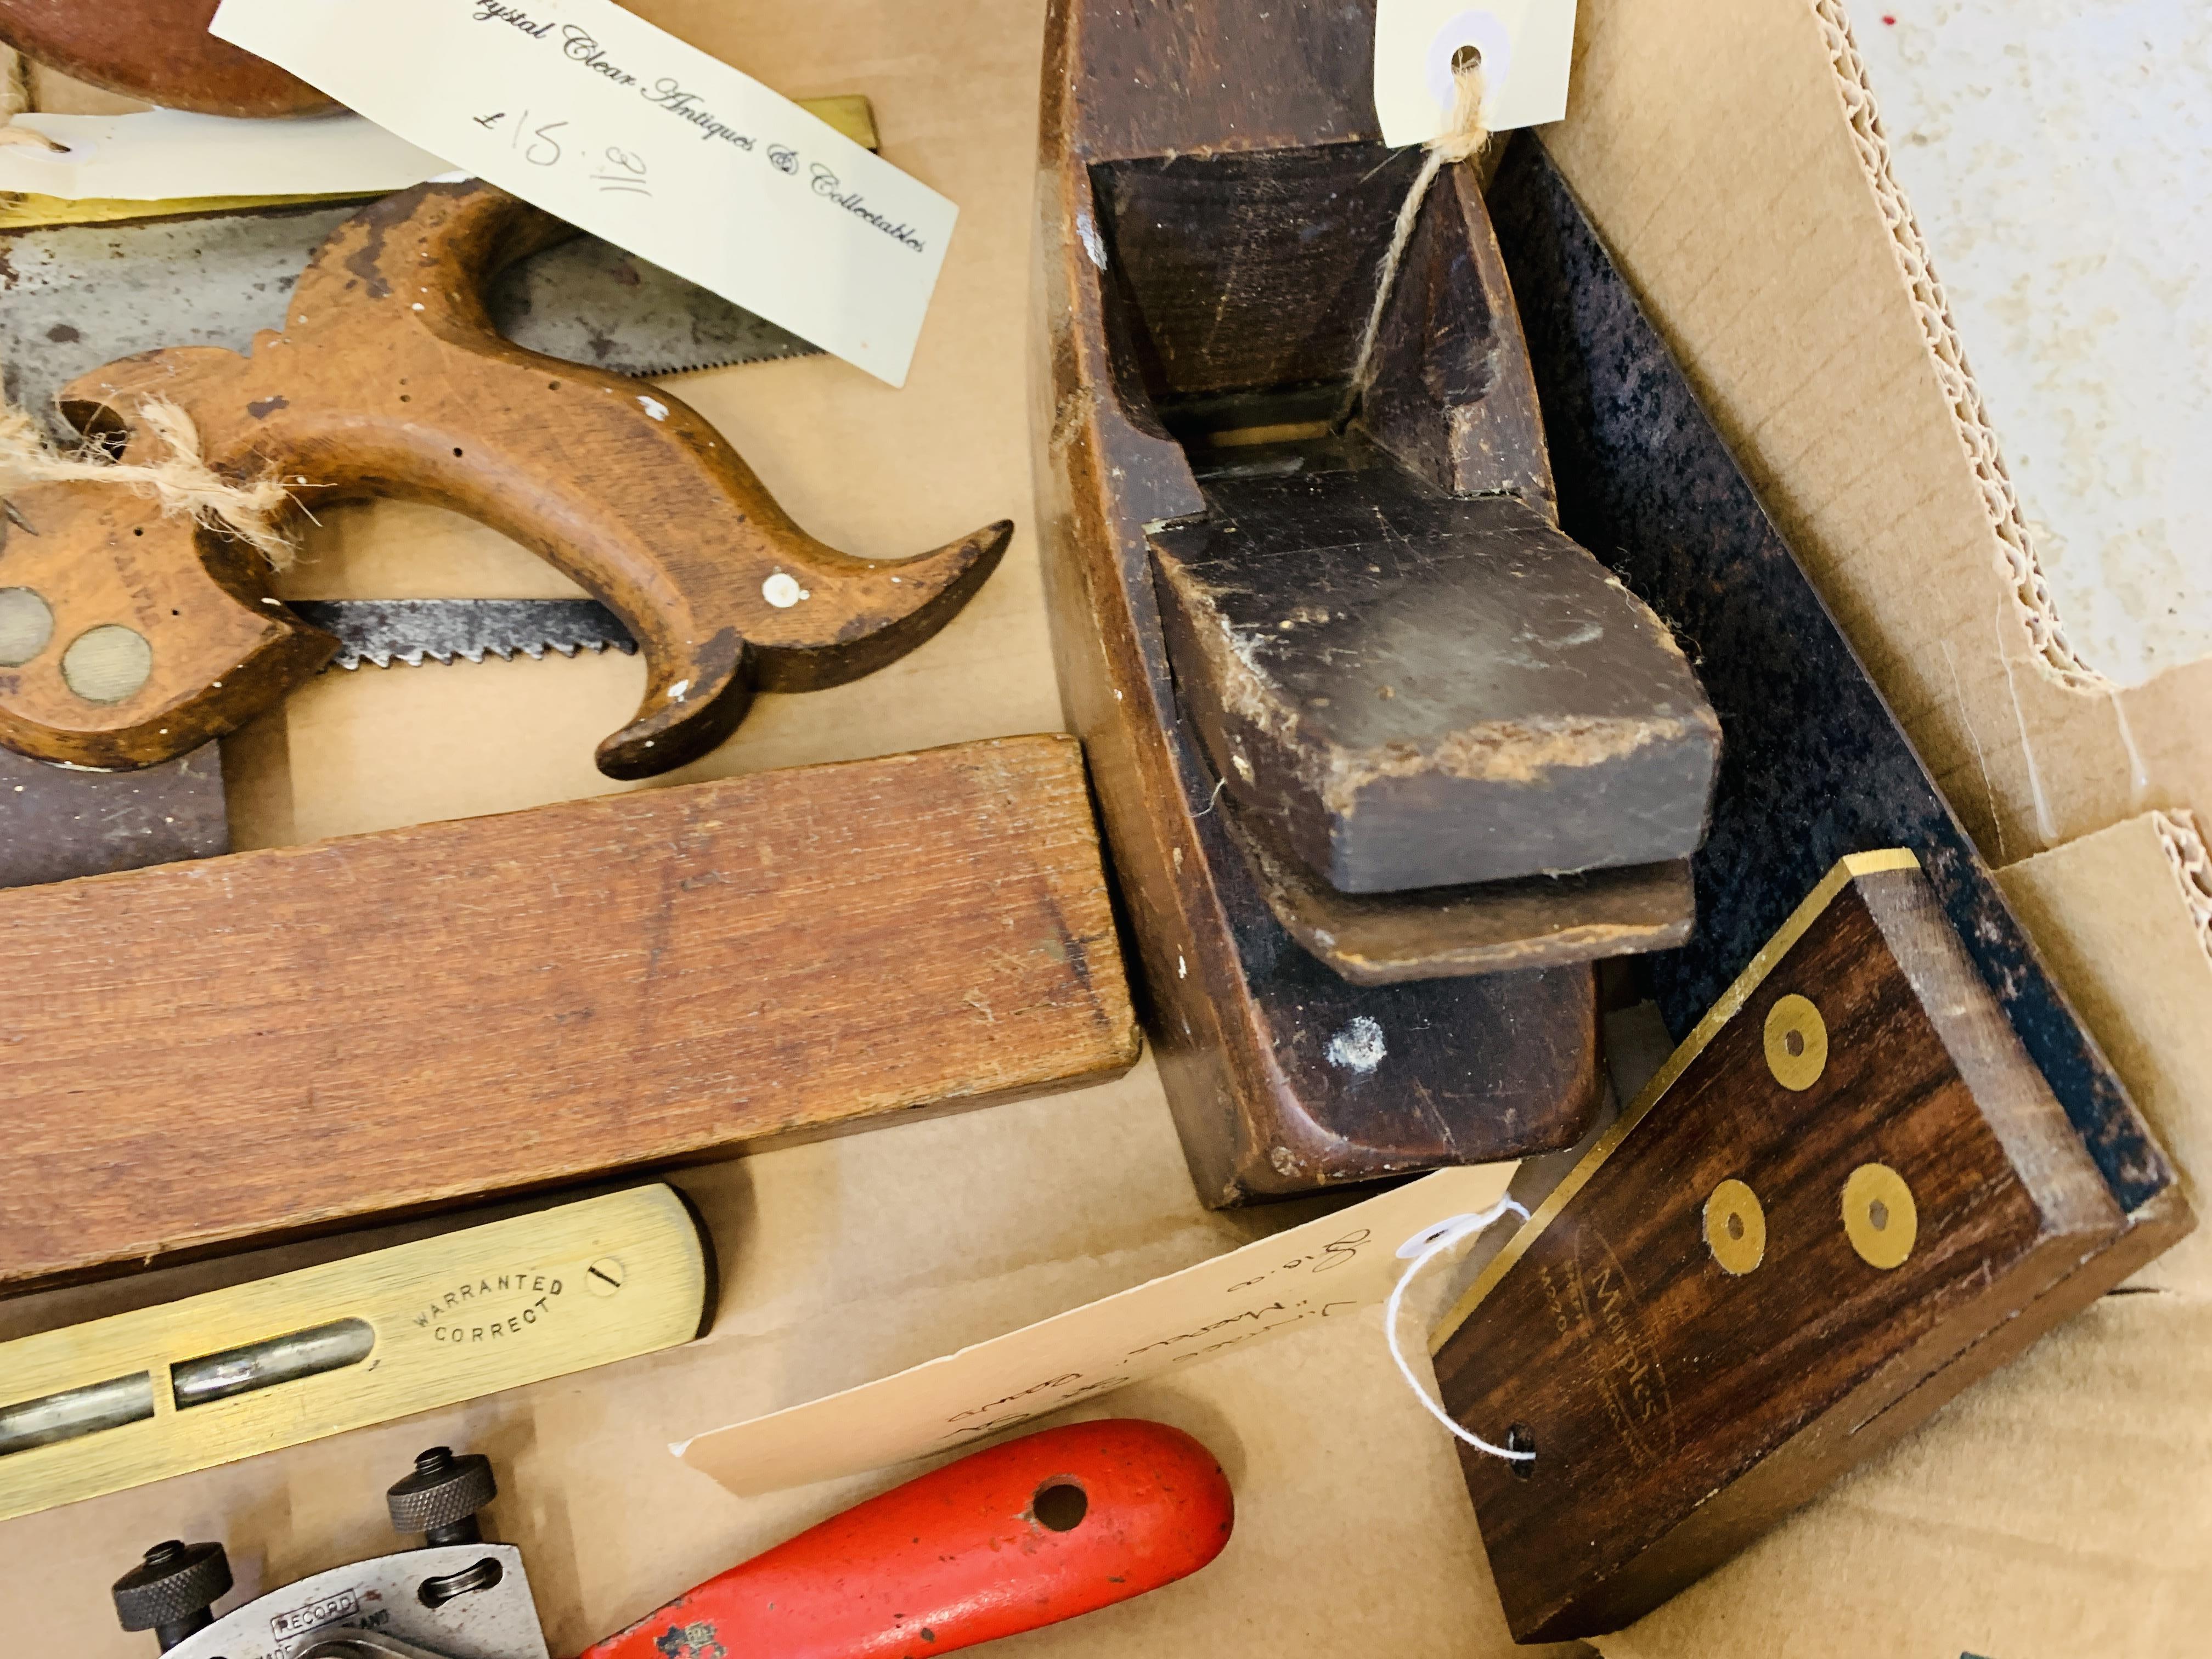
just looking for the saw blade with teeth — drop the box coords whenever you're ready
[287,599,638,670]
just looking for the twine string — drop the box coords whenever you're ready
[0,399,296,569]
[1336,57,1491,429]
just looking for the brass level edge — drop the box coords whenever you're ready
[1429,848,1919,1355]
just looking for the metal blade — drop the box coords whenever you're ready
[289,599,637,670]
[0,207,814,437]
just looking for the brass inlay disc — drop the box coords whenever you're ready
[0,588,54,667]
[60,624,153,704]
[1763,994,1828,1091]
[1843,1163,1917,1269]
[1702,1178,1767,1275]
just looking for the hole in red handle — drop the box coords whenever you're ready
[1032,1480,1088,1532]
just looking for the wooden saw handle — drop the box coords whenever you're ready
[0,0,337,117]
[578,1421,1234,1659]
[1,181,1008,778]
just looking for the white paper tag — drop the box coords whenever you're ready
[675,1164,1512,1497]
[0,109,445,201]
[210,0,956,386]
[1372,0,1579,148]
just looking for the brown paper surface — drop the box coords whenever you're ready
[679,1166,1514,1496]
[8,1,2204,1654]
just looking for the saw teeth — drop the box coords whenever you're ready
[292,600,640,674]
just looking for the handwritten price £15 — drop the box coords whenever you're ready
[474,106,650,196]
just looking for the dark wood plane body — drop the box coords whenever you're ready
[1417,136,2192,1641]
[1033,0,1713,1199]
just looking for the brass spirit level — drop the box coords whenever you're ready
[0,1185,713,1520]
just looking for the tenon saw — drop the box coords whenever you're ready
[0,97,1014,884]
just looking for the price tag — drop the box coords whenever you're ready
[1372,0,1580,148]
[210,0,957,386]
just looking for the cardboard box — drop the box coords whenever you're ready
[3,2,2205,1655]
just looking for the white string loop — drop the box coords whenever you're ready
[1385,1197,1532,1462]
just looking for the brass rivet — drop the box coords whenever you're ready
[0,587,54,667]
[60,624,154,704]
[1703,1178,1767,1275]
[1763,994,1827,1091]
[1843,1163,1917,1269]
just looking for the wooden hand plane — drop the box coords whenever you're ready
[0,180,1008,780]
[1035,1,1718,1201]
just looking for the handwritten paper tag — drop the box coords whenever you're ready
[676,1164,1511,1497]
[0,109,444,201]
[210,0,955,386]
[1372,0,1579,148]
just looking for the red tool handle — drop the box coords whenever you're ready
[578,1420,1233,1659]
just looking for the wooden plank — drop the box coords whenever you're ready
[1431,856,2187,1641]
[0,734,1139,1292]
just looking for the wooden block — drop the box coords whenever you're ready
[1227,789,1692,983]
[1152,440,1720,894]
[0,1184,710,1520]
[1430,854,2190,1641]
[0,734,1139,1293]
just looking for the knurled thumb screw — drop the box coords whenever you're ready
[387,1444,498,1547]
[112,1539,232,1651]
